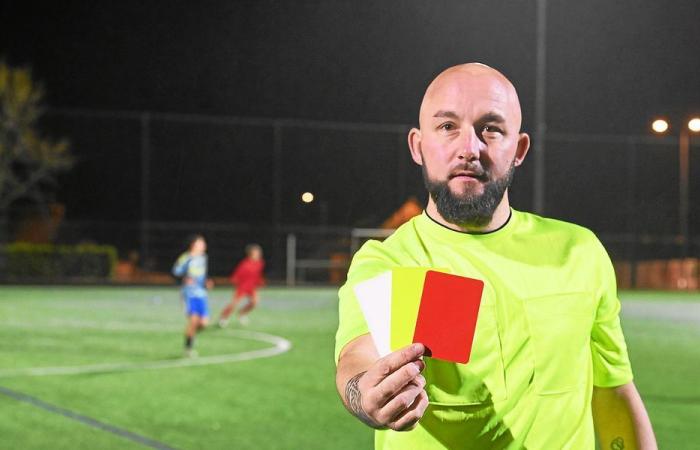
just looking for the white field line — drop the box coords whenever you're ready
[621,301,700,323]
[0,320,292,378]
[2,318,191,333]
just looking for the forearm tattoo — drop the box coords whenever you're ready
[345,372,382,429]
[610,437,625,450]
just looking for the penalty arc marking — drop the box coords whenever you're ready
[0,328,292,378]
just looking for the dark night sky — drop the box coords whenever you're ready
[2,1,699,233]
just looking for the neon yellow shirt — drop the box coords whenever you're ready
[335,209,633,449]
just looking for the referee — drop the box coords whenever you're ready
[335,63,656,449]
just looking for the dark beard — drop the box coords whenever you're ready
[422,160,515,228]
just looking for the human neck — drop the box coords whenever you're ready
[425,195,511,233]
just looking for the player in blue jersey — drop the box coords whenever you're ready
[172,234,213,357]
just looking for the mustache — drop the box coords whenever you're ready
[448,163,489,181]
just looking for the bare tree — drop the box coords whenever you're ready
[0,61,73,241]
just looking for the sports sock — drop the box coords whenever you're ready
[185,336,193,349]
[221,304,234,319]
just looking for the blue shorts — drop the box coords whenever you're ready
[186,297,209,318]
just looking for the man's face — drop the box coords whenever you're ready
[249,248,262,260]
[191,238,207,255]
[409,67,528,226]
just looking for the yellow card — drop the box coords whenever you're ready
[390,267,449,351]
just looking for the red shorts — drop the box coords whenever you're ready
[235,286,257,297]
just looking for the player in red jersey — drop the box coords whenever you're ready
[218,244,265,327]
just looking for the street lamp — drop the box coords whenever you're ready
[301,192,315,203]
[300,191,328,225]
[651,119,669,133]
[689,118,700,133]
[651,116,700,257]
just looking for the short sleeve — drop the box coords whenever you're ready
[334,240,397,364]
[172,253,190,277]
[590,238,634,387]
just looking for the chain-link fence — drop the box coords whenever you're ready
[1,108,698,287]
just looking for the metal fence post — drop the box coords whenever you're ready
[534,0,547,215]
[286,233,296,286]
[140,112,151,268]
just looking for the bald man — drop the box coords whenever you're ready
[335,63,657,449]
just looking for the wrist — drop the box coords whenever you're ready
[344,371,385,429]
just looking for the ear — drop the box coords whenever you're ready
[513,132,530,167]
[408,127,423,165]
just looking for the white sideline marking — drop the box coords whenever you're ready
[0,323,292,378]
[621,300,700,324]
[3,318,205,333]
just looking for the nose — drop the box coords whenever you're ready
[457,127,483,161]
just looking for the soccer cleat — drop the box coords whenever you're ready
[218,319,229,328]
[184,348,198,358]
[238,315,250,326]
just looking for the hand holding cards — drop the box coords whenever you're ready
[353,269,484,364]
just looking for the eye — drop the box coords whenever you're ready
[482,125,503,134]
[438,122,456,131]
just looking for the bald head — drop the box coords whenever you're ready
[407,63,531,232]
[418,63,523,132]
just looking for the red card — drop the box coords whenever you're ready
[412,271,484,364]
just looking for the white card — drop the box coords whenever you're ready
[353,271,392,357]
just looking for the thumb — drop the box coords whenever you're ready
[364,343,425,386]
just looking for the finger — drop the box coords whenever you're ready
[389,390,429,431]
[375,375,426,423]
[368,361,425,407]
[364,343,425,386]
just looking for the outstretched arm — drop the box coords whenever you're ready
[592,382,657,450]
[172,253,190,277]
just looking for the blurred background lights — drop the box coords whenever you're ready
[688,117,700,132]
[301,192,314,203]
[651,119,669,133]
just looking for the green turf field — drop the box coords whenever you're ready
[0,287,698,449]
